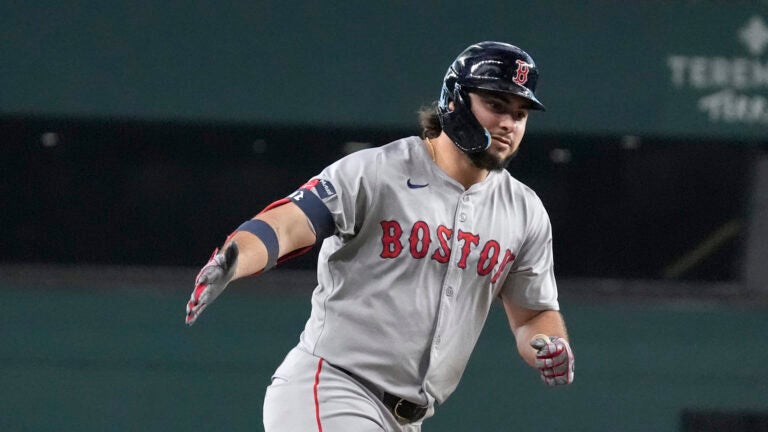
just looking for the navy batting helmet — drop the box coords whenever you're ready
[438,41,546,153]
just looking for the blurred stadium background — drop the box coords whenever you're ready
[1,1,767,431]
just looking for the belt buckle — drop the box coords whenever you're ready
[392,398,411,423]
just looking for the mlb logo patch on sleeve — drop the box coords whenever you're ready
[298,178,337,199]
[315,179,337,199]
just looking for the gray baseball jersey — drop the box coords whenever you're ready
[279,135,558,408]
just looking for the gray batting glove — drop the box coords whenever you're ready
[530,336,575,386]
[185,242,239,326]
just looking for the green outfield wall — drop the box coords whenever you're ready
[2,1,767,139]
[1,272,766,431]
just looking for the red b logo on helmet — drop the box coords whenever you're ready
[513,59,531,85]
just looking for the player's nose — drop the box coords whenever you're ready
[497,114,518,133]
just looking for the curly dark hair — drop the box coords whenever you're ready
[417,102,442,139]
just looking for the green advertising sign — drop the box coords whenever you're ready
[662,14,768,137]
[1,2,766,140]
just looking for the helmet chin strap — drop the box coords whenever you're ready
[437,84,492,154]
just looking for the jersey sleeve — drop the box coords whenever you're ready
[286,149,379,241]
[500,195,559,310]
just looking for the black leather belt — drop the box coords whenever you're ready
[381,392,428,423]
[334,365,428,423]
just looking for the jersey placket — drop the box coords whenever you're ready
[425,191,473,376]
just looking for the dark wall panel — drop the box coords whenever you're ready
[2,116,757,280]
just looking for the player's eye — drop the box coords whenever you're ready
[486,99,505,112]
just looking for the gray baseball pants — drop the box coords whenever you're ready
[263,347,428,432]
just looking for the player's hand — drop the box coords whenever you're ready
[530,335,575,386]
[185,242,239,326]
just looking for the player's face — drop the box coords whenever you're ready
[467,90,529,170]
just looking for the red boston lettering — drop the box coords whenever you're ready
[380,221,404,258]
[380,220,514,281]
[491,249,516,283]
[456,230,480,269]
[477,240,500,276]
[431,225,453,264]
[409,221,431,259]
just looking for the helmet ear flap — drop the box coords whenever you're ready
[452,84,469,112]
[438,84,491,154]
[438,82,464,114]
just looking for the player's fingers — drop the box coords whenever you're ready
[538,345,574,385]
[535,343,564,360]
[540,369,560,384]
[536,351,568,369]
[552,362,569,377]
[196,266,218,285]
[186,282,209,319]
[535,357,557,369]
[530,336,549,351]
[186,299,198,322]
[186,299,197,324]
[190,293,209,314]
[541,365,565,377]
[186,298,196,315]
[540,365,571,385]
[535,357,563,369]
[186,302,208,326]
[541,374,557,386]
[543,376,567,386]
[191,282,208,302]
[194,302,208,317]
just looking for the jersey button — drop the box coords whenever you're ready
[446,287,454,297]
[462,196,470,202]
[459,213,467,222]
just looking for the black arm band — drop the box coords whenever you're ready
[237,219,279,270]
[289,190,335,240]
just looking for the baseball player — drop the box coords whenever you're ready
[185,41,575,431]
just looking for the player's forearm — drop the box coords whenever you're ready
[226,230,270,280]
[228,203,317,280]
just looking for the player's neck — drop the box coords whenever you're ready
[431,134,490,189]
